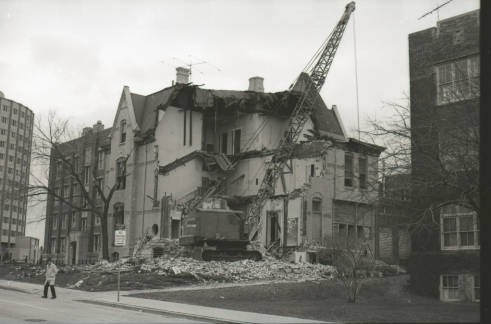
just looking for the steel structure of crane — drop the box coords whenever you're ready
[180,2,356,241]
[247,1,356,241]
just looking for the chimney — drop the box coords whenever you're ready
[248,76,264,92]
[82,127,93,136]
[93,120,104,132]
[176,67,191,84]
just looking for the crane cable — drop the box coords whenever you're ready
[353,12,361,140]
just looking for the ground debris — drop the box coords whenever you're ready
[134,256,337,282]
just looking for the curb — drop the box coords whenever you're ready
[0,284,32,294]
[76,299,245,324]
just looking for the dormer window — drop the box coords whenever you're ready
[120,120,127,143]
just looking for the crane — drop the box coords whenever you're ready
[247,1,356,241]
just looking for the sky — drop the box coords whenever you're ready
[0,0,480,245]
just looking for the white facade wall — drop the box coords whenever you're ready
[156,106,203,166]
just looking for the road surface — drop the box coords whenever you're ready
[0,286,207,324]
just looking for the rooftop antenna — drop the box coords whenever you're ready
[160,55,222,83]
[418,0,454,21]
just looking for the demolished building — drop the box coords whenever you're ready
[44,69,384,264]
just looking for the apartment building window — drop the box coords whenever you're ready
[95,215,101,225]
[441,204,479,250]
[2,105,7,112]
[0,141,4,147]
[441,275,459,300]
[232,129,241,155]
[1,117,6,123]
[344,152,353,187]
[50,238,56,253]
[97,150,104,170]
[220,132,228,154]
[0,129,5,135]
[83,166,90,185]
[114,203,124,226]
[61,214,67,229]
[359,156,367,189]
[94,234,101,251]
[436,55,480,105]
[59,237,66,253]
[116,158,126,189]
[70,212,77,228]
[120,120,127,143]
[81,217,87,232]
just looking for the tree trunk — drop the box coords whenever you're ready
[101,206,110,260]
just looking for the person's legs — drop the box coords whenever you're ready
[50,285,56,298]
[42,281,49,297]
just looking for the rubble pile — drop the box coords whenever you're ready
[374,260,407,276]
[138,256,337,282]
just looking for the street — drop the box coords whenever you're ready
[0,287,207,324]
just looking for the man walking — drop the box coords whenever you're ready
[42,258,58,299]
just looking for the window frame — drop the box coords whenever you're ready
[441,274,460,301]
[120,120,127,143]
[435,55,480,105]
[441,205,479,250]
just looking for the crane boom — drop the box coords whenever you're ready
[247,2,355,240]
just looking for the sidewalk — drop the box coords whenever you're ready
[0,279,332,324]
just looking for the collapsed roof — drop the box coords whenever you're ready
[129,76,345,140]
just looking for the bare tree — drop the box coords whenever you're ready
[327,236,376,303]
[28,112,131,261]
[361,91,479,236]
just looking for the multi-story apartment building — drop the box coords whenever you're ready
[408,10,480,302]
[44,70,384,264]
[43,122,111,264]
[0,91,34,258]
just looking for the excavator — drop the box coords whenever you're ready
[179,1,356,261]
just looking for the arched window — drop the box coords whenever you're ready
[120,120,127,143]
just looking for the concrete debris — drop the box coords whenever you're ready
[138,256,337,282]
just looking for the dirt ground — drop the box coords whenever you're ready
[0,263,198,291]
[130,275,480,323]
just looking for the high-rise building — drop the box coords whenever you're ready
[0,91,34,258]
[408,10,480,302]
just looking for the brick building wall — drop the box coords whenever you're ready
[408,10,480,301]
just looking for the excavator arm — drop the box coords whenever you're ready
[247,2,356,241]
